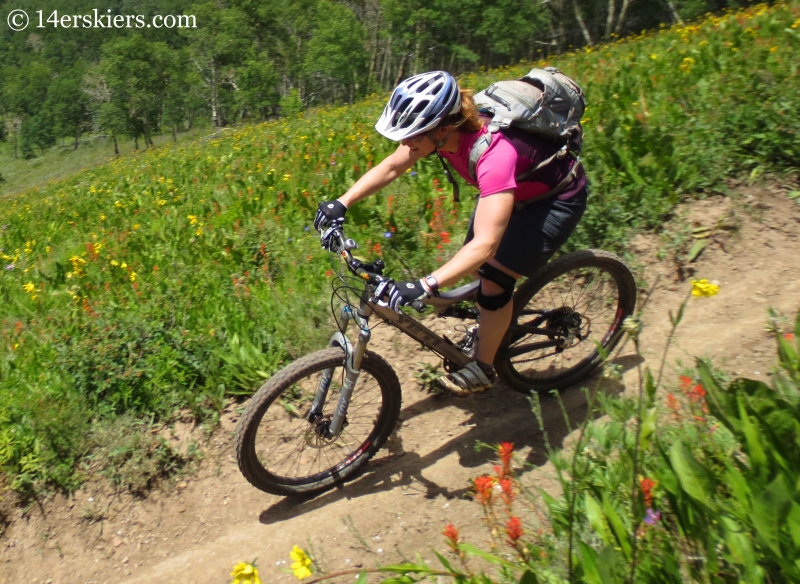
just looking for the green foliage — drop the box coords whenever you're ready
[349,310,800,584]
[0,2,798,498]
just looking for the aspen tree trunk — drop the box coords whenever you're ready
[572,0,594,45]
[614,0,634,34]
[605,0,617,39]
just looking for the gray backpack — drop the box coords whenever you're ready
[437,67,585,202]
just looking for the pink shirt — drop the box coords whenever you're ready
[439,123,586,202]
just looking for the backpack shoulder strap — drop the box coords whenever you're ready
[467,125,499,181]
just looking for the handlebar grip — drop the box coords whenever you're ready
[411,300,427,313]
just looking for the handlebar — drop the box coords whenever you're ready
[322,226,427,313]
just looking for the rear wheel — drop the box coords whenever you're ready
[235,347,401,496]
[495,250,636,392]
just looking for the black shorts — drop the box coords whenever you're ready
[463,186,588,277]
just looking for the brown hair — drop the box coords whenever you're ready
[440,89,484,134]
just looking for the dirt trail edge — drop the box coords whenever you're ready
[2,185,799,584]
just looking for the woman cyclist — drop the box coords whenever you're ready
[314,71,588,396]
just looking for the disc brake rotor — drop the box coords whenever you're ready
[304,414,344,448]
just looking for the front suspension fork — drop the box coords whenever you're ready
[309,306,370,437]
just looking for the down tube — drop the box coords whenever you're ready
[369,302,472,367]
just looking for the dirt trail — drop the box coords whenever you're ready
[2,185,799,584]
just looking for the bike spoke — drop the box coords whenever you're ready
[506,265,623,382]
[251,363,386,483]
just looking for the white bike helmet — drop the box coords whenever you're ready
[375,71,461,141]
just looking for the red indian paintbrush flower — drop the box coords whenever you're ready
[505,516,524,546]
[442,523,460,551]
[499,478,515,506]
[497,442,514,479]
[474,475,495,506]
[640,477,657,508]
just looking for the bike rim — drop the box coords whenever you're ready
[506,265,626,384]
[252,362,386,486]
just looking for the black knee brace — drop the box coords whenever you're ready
[477,263,517,311]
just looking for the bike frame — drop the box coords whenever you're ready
[312,228,572,437]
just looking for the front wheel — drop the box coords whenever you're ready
[235,347,401,496]
[495,250,636,392]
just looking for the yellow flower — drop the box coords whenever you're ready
[769,46,777,53]
[230,561,261,584]
[290,546,313,580]
[110,260,119,267]
[691,279,720,297]
[23,282,35,293]
[100,214,106,221]
[187,215,198,225]
[133,224,141,230]
[195,227,203,236]
[650,54,658,60]
[121,262,128,269]
[679,57,696,73]
[129,271,136,282]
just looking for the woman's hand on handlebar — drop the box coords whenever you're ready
[315,200,347,249]
[374,279,430,312]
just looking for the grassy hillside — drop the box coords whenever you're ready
[0,125,215,199]
[0,2,798,496]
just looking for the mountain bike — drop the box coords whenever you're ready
[235,226,636,496]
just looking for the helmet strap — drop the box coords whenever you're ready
[427,127,454,151]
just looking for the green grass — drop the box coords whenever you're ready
[0,124,215,200]
[0,1,798,497]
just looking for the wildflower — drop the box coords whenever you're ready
[497,442,514,478]
[691,279,719,297]
[289,545,313,580]
[686,383,706,404]
[303,225,310,232]
[410,171,417,176]
[129,271,137,282]
[474,475,495,506]
[188,215,198,225]
[622,316,643,340]
[785,333,795,341]
[443,523,460,551]
[230,561,261,584]
[4,264,14,271]
[133,224,141,230]
[499,478,515,506]
[383,231,393,239]
[110,260,119,267]
[121,262,128,269]
[680,375,693,390]
[666,393,681,419]
[23,282,35,293]
[644,508,661,526]
[639,477,657,507]
[196,227,203,236]
[505,516,524,546]
[769,46,778,53]
[439,231,451,244]
[650,54,658,60]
